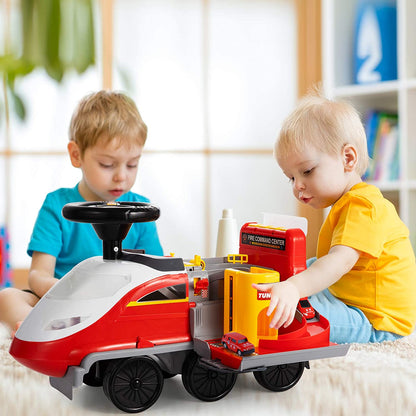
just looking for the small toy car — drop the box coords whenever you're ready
[297,298,316,320]
[221,332,255,356]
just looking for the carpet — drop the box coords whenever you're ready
[1,324,415,416]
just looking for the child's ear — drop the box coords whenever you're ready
[342,144,358,172]
[67,141,82,168]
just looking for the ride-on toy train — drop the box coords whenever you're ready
[10,202,350,413]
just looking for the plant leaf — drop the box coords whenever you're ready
[37,0,63,81]
[9,89,26,121]
[0,55,35,85]
[21,0,40,64]
[73,0,95,74]
[46,0,64,81]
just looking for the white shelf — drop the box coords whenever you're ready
[333,80,400,97]
[323,0,416,247]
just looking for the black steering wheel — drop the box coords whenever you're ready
[62,201,160,260]
[62,201,160,224]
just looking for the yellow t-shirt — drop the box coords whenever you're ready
[317,182,416,336]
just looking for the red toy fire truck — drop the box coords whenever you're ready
[9,202,349,413]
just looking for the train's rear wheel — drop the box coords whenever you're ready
[254,362,306,392]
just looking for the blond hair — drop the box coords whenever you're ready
[69,90,148,155]
[275,92,369,176]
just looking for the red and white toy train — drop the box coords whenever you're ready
[10,202,349,413]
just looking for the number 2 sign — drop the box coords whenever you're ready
[354,1,397,84]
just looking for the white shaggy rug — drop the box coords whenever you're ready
[1,324,416,416]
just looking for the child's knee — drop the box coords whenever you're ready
[0,287,33,310]
[0,287,15,301]
[0,287,21,305]
[0,288,16,315]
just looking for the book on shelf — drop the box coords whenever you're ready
[362,110,399,182]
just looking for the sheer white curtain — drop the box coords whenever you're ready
[114,0,297,257]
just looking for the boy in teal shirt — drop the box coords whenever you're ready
[0,90,163,334]
[27,186,161,279]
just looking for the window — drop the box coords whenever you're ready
[138,283,187,302]
[114,0,297,259]
[2,0,297,273]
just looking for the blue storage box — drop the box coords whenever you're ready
[354,0,397,84]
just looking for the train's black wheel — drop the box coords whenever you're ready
[181,352,237,402]
[254,362,305,392]
[103,357,164,413]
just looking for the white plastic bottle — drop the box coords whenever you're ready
[215,208,239,257]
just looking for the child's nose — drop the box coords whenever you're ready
[293,178,305,191]
[113,167,127,182]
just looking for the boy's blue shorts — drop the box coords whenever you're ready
[306,258,403,344]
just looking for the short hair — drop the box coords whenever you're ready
[275,92,369,176]
[69,90,148,155]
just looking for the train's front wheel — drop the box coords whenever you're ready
[103,357,164,413]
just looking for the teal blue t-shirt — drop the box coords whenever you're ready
[27,184,163,278]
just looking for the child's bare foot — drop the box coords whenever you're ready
[11,321,22,338]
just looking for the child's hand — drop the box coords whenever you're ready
[252,281,300,329]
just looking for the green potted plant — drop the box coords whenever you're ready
[1,0,96,127]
